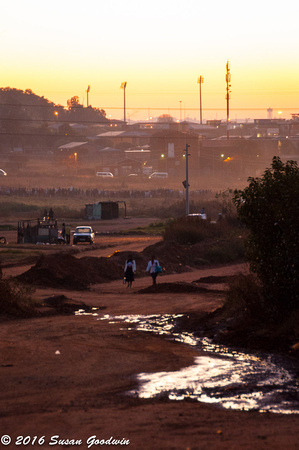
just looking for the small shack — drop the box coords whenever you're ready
[18,218,59,244]
[85,201,119,220]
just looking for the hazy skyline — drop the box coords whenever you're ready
[2,0,299,122]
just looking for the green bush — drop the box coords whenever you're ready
[234,157,299,317]
[201,238,245,264]
[224,273,265,321]
[163,215,239,245]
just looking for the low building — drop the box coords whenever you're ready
[85,201,119,220]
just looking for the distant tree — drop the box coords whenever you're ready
[67,96,82,110]
[66,97,107,123]
[233,157,299,316]
[158,114,174,122]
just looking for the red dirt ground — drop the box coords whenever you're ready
[1,235,299,449]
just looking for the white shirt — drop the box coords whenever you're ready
[124,260,136,272]
[146,259,159,274]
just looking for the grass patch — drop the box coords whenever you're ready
[121,221,166,235]
[0,200,84,220]
[0,248,44,266]
[0,201,40,217]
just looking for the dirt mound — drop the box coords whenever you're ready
[138,282,211,294]
[41,294,107,314]
[141,240,210,273]
[108,250,148,275]
[16,253,124,290]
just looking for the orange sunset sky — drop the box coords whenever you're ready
[2,0,299,122]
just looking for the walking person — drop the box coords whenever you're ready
[61,223,66,243]
[65,225,71,245]
[146,255,160,285]
[124,255,136,288]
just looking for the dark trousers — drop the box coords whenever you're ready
[151,273,158,285]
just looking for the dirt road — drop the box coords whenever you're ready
[1,235,299,449]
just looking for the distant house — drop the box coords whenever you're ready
[57,141,88,156]
[85,201,119,220]
[97,147,124,165]
[111,158,144,176]
[124,148,151,162]
[96,130,150,147]
[56,141,98,162]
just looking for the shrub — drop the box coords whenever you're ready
[201,238,245,264]
[224,273,265,321]
[234,157,299,317]
[163,216,212,244]
[163,215,241,245]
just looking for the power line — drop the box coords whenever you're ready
[0,103,299,111]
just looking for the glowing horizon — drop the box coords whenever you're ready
[2,1,299,122]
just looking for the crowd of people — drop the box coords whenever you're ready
[0,186,212,199]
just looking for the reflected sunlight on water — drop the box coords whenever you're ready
[75,311,299,414]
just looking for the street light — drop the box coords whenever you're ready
[226,60,231,140]
[120,81,127,125]
[197,76,204,124]
[184,144,190,215]
[86,85,90,107]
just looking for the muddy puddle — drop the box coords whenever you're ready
[75,311,299,414]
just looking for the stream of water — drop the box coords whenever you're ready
[76,310,299,414]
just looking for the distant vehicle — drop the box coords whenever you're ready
[128,173,138,177]
[149,172,168,179]
[73,226,95,245]
[96,172,114,178]
[0,169,7,176]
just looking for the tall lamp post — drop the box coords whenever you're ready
[184,144,190,215]
[197,76,204,125]
[86,85,90,107]
[226,60,231,140]
[120,81,127,125]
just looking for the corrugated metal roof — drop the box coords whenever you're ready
[59,142,88,149]
[97,131,123,137]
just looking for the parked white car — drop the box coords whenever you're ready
[149,172,168,179]
[96,172,114,178]
[73,226,95,245]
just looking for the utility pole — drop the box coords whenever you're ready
[86,85,90,107]
[197,76,204,124]
[226,60,231,140]
[120,81,127,125]
[185,144,190,215]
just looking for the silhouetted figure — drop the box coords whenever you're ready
[61,223,66,243]
[124,255,136,288]
[65,225,71,245]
